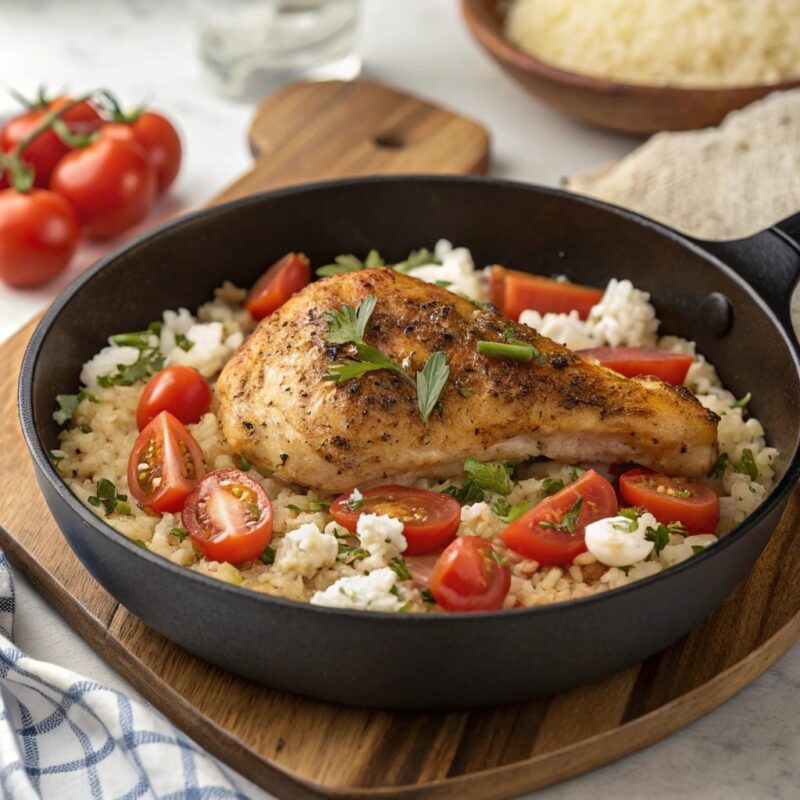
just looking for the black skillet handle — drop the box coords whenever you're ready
[692,211,800,347]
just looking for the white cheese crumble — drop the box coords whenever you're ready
[355,513,407,572]
[409,239,485,301]
[273,522,338,578]
[585,512,658,567]
[80,345,141,389]
[309,567,406,611]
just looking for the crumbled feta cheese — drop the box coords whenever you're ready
[356,513,407,572]
[79,345,141,388]
[273,523,338,578]
[310,567,406,611]
[348,487,364,507]
[409,244,486,301]
[585,278,658,347]
[585,512,658,566]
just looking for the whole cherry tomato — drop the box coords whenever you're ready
[128,111,182,193]
[50,124,157,240]
[136,366,212,431]
[244,253,311,320]
[0,97,103,187]
[0,188,80,287]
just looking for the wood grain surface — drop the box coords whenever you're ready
[1,80,798,800]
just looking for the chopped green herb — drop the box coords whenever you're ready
[171,526,189,541]
[464,457,513,496]
[734,448,759,480]
[324,296,376,345]
[78,421,92,434]
[691,545,706,555]
[392,247,440,274]
[569,466,586,482]
[134,539,147,549]
[434,280,452,288]
[709,452,730,479]
[490,497,531,523]
[259,546,276,565]
[421,588,436,607]
[540,477,564,496]
[347,489,364,511]
[97,347,166,387]
[337,543,370,564]
[364,249,384,267]
[389,557,411,580]
[316,251,384,277]
[147,321,163,336]
[50,449,66,467]
[441,481,485,505]
[645,524,671,555]
[175,333,194,352]
[416,351,450,425]
[611,508,639,532]
[80,389,99,403]
[87,478,130,517]
[331,527,350,539]
[53,394,80,425]
[540,496,583,533]
[308,500,331,512]
[477,340,540,361]
[730,392,751,412]
[458,387,473,398]
[238,455,251,472]
[490,550,506,566]
[109,331,154,349]
[286,503,303,513]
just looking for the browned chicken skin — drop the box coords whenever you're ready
[216,269,719,492]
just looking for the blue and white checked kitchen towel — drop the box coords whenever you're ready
[0,552,249,799]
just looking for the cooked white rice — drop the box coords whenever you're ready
[53,244,779,612]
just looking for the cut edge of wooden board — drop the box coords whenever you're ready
[2,519,797,800]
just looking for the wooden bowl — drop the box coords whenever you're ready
[461,0,800,134]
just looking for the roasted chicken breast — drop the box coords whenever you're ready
[216,269,718,492]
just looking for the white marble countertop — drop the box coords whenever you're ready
[1,1,798,798]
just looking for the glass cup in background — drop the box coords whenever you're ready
[197,0,361,102]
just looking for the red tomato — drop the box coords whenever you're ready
[0,98,103,187]
[50,123,157,240]
[329,485,461,556]
[127,411,205,513]
[0,188,80,287]
[182,468,273,564]
[136,366,212,431]
[244,253,311,320]
[429,537,511,611]
[501,470,618,565]
[490,265,603,321]
[619,468,720,533]
[578,346,693,385]
[129,111,182,193]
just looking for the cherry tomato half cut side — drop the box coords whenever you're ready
[183,468,273,564]
[244,252,311,320]
[489,265,603,321]
[619,468,720,533]
[501,469,618,565]
[136,366,213,431]
[329,484,461,556]
[578,346,693,385]
[429,536,511,611]
[127,411,205,513]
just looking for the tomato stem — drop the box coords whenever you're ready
[95,88,144,124]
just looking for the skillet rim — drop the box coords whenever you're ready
[18,174,800,623]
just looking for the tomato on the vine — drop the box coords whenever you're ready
[129,111,182,193]
[0,188,80,287]
[0,97,103,187]
[51,123,157,240]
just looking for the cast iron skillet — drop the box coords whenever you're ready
[18,176,800,709]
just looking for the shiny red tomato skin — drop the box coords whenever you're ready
[429,537,511,611]
[578,347,693,385]
[136,366,212,431]
[127,411,205,513]
[0,188,80,287]
[244,253,311,320]
[619,468,720,533]
[0,98,103,187]
[50,124,157,240]
[490,265,603,321]
[501,470,618,565]
[130,111,182,193]
[329,484,461,555]
[183,468,273,564]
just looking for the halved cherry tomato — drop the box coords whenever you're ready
[244,252,311,320]
[0,97,103,187]
[329,485,461,556]
[619,468,720,533]
[489,265,603,321]
[429,536,510,611]
[129,111,182,193]
[0,188,80,287]
[136,366,212,431]
[182,468,273,564]
[50,123,157,240]
[578,347,693,385]
[127,411,205,513]
[501,469,618,565]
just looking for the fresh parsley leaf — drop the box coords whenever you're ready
[464,458,513,496]
[364,249,384,267]
[420,588,436,607]
[612,508,639,532]
[490,497,531,523]
[87,478,131,517]
[286,503,302,513]
[540,496,583,533]
[171,527,188,541]
[392,247,440,274]
[324,296,376,345]
[308,500,331,512]
[569,466,586,482]
[175,333,194,352]
[389,557,411,580]
[734,448,759,480]
[109,331,154,349]
[50,449,66,467]
[691,545,706,555]
[238,455,251,472]
[645,524,671,555]
[709,452,730,479]
[540,477,564,496]
[324,360,387,383]
[434,280,452,288]
[730,392,751,412]
[97,347,166,387]
[337,543,370,564]
[416,351,449,425]
[316,251,384,277]
[78,421,92,434]
[259,546,276,565]
[441,481,485,505]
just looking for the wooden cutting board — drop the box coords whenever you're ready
[1,79,798,800]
